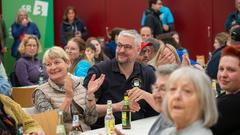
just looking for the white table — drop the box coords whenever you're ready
[82,116,158,135]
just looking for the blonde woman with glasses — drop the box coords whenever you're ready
[14,34,47,86]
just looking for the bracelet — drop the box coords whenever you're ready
[87,94,95,101]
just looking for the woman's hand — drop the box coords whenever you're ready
[181,52,191,66]
[87,74,105,95]
[64,75,73,99]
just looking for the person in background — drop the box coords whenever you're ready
[0,75,11,96]
[137,37,160,65]
[60,6,88,46]
[83,30,158,129]
[149,43,180,68]
[211,45,240,135]
[86,37,109,64]
[0,94,44,135]
[213,32,229,50]
[225,0,240,32]
[140,26,153,40]
[65,37,91,78]
[104,27,124,59]
[85,42,97,65]
[206,26,239,81]
[14,34,47,86]
[142,0,174,33]
[11,9,40,59]
[142,0,163,38]
[33,46,105,133]
[160,67,218,135]
[0,15,7,62]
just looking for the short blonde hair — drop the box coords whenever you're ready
[43,46,70,65]
[18,34,42,56]
[162,67,218,128]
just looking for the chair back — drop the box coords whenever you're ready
[31,110,58,135]
[11,86,36,107]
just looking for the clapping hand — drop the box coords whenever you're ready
[64,74,73,99]
[87,74,105,95]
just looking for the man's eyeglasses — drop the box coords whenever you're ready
[116,43,133,50]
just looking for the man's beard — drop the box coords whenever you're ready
[116,54,132,65]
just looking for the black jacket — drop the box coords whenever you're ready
[60,18,88,46]
[143,8,163,37]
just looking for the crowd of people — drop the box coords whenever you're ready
[0,0,240,134]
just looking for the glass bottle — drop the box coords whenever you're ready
[122,92,131,129]
[17,123,23,135]
[56,111,66,135]
[38,66,45,85]
[69,114,82,135]
[211,79,218,97]
[104,100,115,135]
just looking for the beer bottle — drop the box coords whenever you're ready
[69,114,82,135]
[122,92,131,129]
[56,111,66,135]
[104,100,115,135]
[211,79,218,97]
[38,66,45,85]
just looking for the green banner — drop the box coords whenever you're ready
[2,0,54,74]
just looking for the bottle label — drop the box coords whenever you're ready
[105,119,114,134]
[122,112,127,126]
[56,125,66,134]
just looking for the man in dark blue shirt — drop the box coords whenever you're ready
[84,30,157,129]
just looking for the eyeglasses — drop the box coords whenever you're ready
[65,46,78,52]
[116,43,133,50]
[26,44,37,48]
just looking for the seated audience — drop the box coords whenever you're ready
[65,37,91,78]
[115,67,218,135]
[83,30,158,129]
[0,75,11,96]
[211,45,240,135]
[33,46,105,133]
[14,34,47,86]
[86,37,109,64]
[0,94,44,134]
[127,64,179,135]
[60,6,88,46]
[160,67,218,135]
[206,26,239,81]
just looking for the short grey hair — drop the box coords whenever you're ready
[118,30,142,47]
[162,67,218,128]
[156,64,179,76]
[16,8,28,24]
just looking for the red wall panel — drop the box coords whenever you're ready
[54,0,107,46]
[54,0,235,59]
